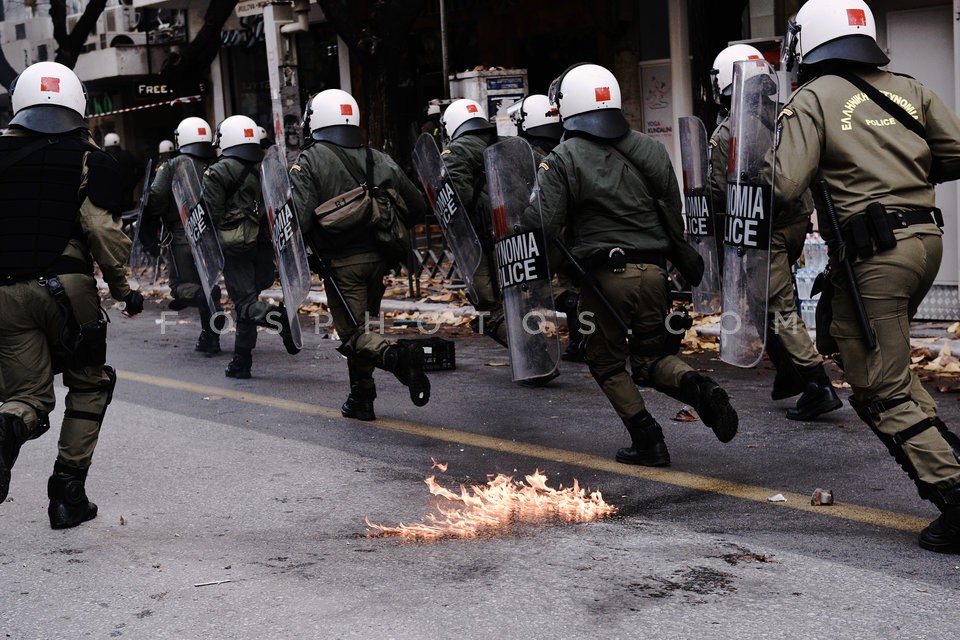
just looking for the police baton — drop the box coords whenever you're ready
[552,238,631,336]
[815,180,876,350]
[305,236,360,329]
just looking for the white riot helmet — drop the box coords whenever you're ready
[214,114,264,162]
[302,89,363,147]
[175,116,215,159]
[8,61,87,134]
[547,63,628,139]
[711,44,764,103]
[509,94,562,141]
[783,0,888,71]
[158,139,175,154]
[104,132,120,148]
[441,98,493,141]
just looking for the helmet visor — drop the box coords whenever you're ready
[782,17,800,72]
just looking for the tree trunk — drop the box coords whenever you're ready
[50,0,109,68]
[160,0,239,94]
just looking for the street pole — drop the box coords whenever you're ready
[440,0,449,98]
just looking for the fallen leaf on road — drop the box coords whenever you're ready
[672,407,700,422]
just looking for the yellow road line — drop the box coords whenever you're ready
[118,369,929,534]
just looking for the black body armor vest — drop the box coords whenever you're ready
[0,135,88,279]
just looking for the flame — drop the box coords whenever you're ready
[365,466,616,542]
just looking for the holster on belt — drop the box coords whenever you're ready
[45,276,109,371]
[844,203,943,261]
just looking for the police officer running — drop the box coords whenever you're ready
[440,98,509,347]
[709,43,842,421]
[776,0,960,553]
[0,61,143,528]
[203,114,299,378]
[535,63,739,466]
[511,93,586,362]
[141,117,225,354]
[103,131,144,212]
[290,89,431,419]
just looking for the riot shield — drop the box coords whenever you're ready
[260,145,311,351]
[127,159,154,291]
[411,133,482,299]
[172,161,224,316]
[678,117,721,315]
[719,59,778,368]
[483,136,560,382]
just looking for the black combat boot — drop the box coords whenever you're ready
[195,329,221,354]
[0,414,31,502]
[341,384,377,421]
[47,462,98,529]
[615,410,671,467]
[196,297,223,354]
[557,292,586,363]
[919,505,960,554]
[771,367,806,400]
[382,342,431,406]
[225,348,253,379]
[786,364,843,421]
[679,372,739,443]
[276,306,301,355]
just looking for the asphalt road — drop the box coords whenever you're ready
[3,298,959,639]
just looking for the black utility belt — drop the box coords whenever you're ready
[0,258,92,287]
[843,204,942,261]
[588,248,666,273]
[0,272,56,286]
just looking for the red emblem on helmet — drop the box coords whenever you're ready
[243,128,254,138]
[847,8,867,27]
[466,104,478,113]
[340,104,353,116]
[40,77,61,93]
[595,86,611,102]
[198,127,207,135]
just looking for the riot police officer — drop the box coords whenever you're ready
[776,0,960,553]
[141,116,224,354]
[440,98,508,347]
[203,114,298,378]
[289,89,431,419]
[157,138,176,164]
[710,43,842,421]
[511,93,585,362]
[535,63,739,466]
[103,131,143,212]
[0,61,143,527]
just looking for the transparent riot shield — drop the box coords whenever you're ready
[127,159,154,291]
[484,137,560,381]
[678,117,721,315]
[260,145,311,350]
[172,161,224,316]
[720,59,779,368]
[411,133,482,300]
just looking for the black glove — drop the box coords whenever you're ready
[123,290,144,315]
[143,242,161,258]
